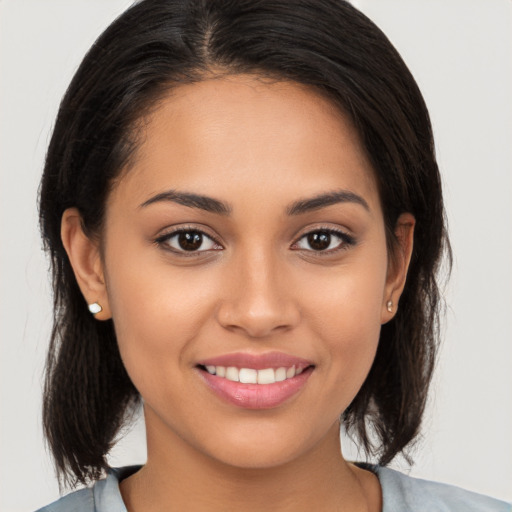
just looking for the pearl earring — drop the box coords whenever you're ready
[386,300,393,313]
[88,302,103,315]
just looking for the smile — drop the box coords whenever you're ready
[197,352,314,409]
[203,365,305,384]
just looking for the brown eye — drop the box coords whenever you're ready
[307,232,331,251]
[294,229,354,253]
[178,231,203,251]
[159,229,220,253]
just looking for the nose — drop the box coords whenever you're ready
[216,248,300,339]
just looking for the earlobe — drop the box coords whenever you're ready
[61,208,112,320]
[382,212,415,324]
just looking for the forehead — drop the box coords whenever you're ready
[113,75,380,212]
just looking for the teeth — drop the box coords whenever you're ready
[225,367,239,382]
[275,367,287,382]
[257,368,275,384]
[239,368,258,384]
[204,364,306,384]
[286,365,296,378]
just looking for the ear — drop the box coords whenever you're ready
[61,208,112,320]
[381,212,415,324]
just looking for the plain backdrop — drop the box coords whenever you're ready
[1,1,511,510]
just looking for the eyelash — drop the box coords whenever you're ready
[291,227,356,254]
[154,226,356,256]
[154,226,222,257]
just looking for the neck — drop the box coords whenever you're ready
[120,413,380,512]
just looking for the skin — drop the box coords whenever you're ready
[62,76,414,512]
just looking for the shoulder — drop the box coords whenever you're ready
[34,466,141,512]
[34,487,94,512]
[373,465,511,512]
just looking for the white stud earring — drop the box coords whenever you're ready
[88,302,103,315]
[386,300,393,313]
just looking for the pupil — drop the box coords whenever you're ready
[308,231,330,250]
[178,232,202,251]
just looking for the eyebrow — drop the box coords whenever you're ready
[286,190,370,215]
[140,190,232,215]
[140,188,369,216]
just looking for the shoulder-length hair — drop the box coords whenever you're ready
[39,0,450,487]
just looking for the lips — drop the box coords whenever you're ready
[196,352,314,409]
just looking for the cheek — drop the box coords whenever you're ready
[300,251,387,398]
[303,251,387,335]
[104,250,220,383]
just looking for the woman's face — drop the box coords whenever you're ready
[96,76,406,469]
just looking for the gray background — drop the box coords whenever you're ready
[1,1,511,510]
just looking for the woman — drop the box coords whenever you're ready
[35,0,509,511]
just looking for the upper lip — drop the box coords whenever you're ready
[197,351,314,370]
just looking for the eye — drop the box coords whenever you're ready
[156,229,222,254]
[293,229,354,252]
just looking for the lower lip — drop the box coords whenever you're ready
[199,367,313,409]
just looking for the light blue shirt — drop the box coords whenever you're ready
[36,465,511,511]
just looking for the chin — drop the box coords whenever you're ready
[199,423,325,471]
[210,445,304,471]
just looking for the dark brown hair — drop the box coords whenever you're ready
[39,0,450,487]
